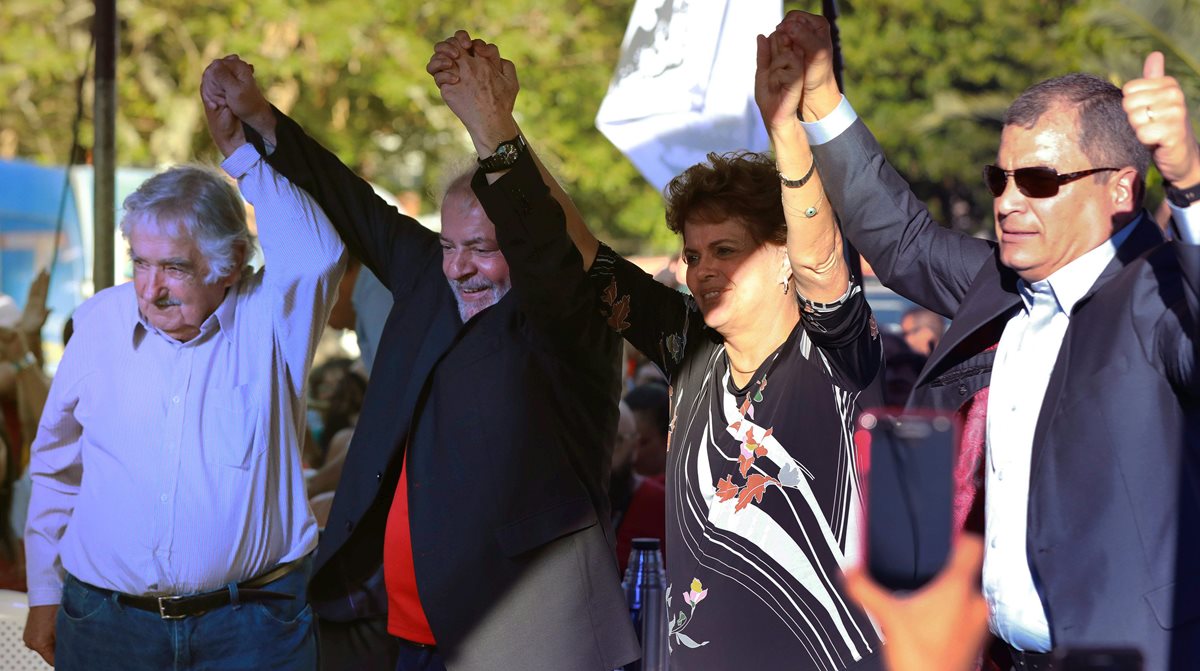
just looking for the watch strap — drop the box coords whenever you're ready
[1164,179,1200,208]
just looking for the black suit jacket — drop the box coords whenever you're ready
[246,114,639,671]
[815,118,1200,670]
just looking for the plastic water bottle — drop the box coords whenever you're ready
[621,538,668,671]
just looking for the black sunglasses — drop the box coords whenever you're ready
[982,165,1119,198]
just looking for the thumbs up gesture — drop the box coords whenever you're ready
[1123,52,1200,188]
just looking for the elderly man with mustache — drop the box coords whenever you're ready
[21,96,346,669]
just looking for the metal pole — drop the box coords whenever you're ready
[822,0,844,93]
[93,0,116,291]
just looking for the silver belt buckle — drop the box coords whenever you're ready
[157,595,187,619]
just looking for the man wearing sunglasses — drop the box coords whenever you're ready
[780,10,1200,671]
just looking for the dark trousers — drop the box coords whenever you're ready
[395,638,447,671]
[55,558,315,671]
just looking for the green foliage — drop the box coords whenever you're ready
[787,0,1089,234]
[2,0,1195,250]
[0,0,672,253]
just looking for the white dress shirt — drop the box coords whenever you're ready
[802,97,1200,649]
[983,221,1135,651]
[25,144,345,605]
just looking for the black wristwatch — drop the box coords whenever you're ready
[1164,179,1200,208]
[478,134,527,173]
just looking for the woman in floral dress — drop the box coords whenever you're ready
[583,24,885,670]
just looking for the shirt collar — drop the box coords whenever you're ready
[1018,214,1142,316]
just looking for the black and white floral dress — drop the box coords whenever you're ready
[590,244,885,670]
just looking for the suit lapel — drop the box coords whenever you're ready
[400,287,462,419]
[916,253,1021,388]
[1028,214,1164,482]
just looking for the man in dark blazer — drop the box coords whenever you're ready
[201,55,638,671]
[780,11,1200,671]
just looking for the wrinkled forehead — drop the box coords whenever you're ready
[126,220,203,261]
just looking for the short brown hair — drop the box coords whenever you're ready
[664,151,785,246]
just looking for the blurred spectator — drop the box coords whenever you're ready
[328,256,393,375]
[609,400,666,575]
[0,269,52,593]
[306,356,355,465]
[624,382,669,481]
[899,307,945,357]
[880,331,927,408]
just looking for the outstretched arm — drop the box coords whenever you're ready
[201,56,432,288]
[427,31,601,270]
[780,11,992,317]
[755,26,846,303]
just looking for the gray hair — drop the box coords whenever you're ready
[1004,73,1151,194]
[120,165,256,283]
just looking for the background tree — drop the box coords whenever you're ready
[2,0,1197,252]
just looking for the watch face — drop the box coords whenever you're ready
[480,136,525,171]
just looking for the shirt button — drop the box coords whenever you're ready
[160,493,168,503]
[375,472,383,482]
[345,520,354,533]
[172,395,181,404]
[990,537,998,549]
[997,470,1005,481]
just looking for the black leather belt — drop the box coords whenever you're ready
[112,557,305,620]
[1006,643,1055,671]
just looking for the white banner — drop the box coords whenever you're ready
[596,0,783,192]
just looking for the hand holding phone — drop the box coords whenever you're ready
[856,408,956,591]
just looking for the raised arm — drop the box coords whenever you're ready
[201,56,433,288]
[755,27,846,303]
[780,12,992,318]
[427,31,601,270]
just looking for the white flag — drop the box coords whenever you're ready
[596,0,784,192]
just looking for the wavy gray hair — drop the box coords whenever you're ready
[119,165,256,283]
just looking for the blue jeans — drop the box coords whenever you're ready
[55,557,316,671]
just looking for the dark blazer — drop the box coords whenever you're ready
[815,118,1200,670]
[246,114,639,671]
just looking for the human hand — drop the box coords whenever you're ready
[776,11,840,122]
[755,30,806,137]
[203,102,246,158]
[1123,52,1200,188]
[427,31,520,157]
[844,534,990,671]
[23,604,57,666]
[16,268,50,337]
[201,55,276,148]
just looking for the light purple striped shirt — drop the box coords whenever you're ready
[24,144,345,605]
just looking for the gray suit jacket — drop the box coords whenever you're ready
[815,118,1200,670]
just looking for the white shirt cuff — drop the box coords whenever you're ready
[220,143,260,179]
[1170,199,1200,244]
[800,95,858,146]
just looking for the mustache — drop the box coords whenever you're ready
[451,279,495,293]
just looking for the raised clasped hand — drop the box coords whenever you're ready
[425,30,520,152]
[755,29,807,136]
[776,11,839,122]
